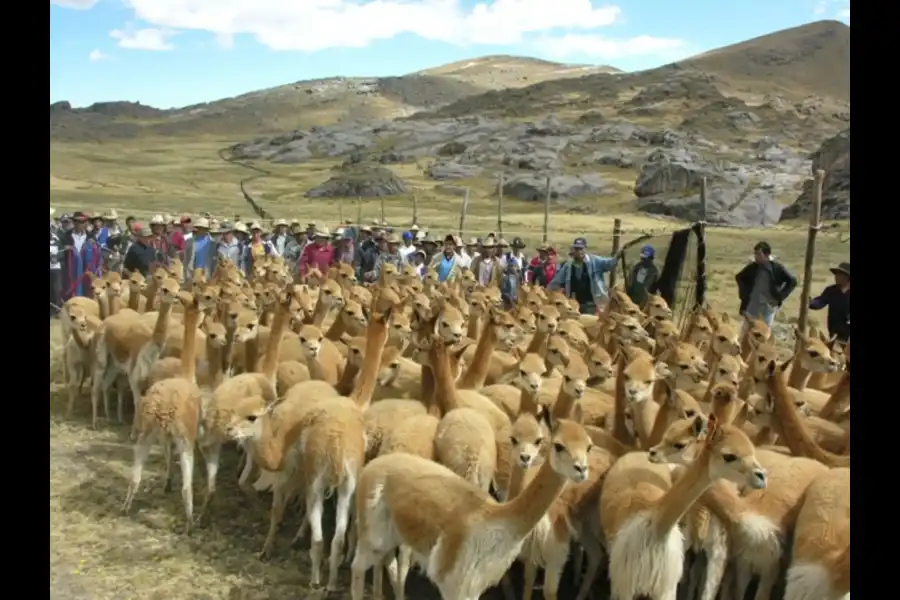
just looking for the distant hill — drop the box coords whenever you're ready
[50,22,849,143]
[49,55,615,142]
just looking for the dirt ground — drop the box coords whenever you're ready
[50,323,591,600]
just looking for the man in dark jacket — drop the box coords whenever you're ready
[123,223,161,277]
[735,241,798,332]
[627,244,660,308]
[809,262,850,343]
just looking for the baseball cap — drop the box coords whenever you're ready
[402,231,413,241]
[640,245,655,258]
[571,237,587,249]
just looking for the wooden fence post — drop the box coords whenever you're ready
[609,218,623,287]
[338,197,344,224]
[380,195,386,225]
[543,177,551,244]
[796,170,826,337]
[497,173,504,240]
[459,187,470,238]
[356,196,362,229]
[412,190,419,226]
[696,177,709,308]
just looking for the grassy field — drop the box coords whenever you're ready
[50,137,849,599]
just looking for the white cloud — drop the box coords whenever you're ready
[50,0,99,8]
[110,27,175,51]
[88,48,109,61]
[534,33,686,60]
[116,0,630,52]
[814,0,850,21]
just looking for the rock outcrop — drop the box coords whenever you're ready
[305,165,408,198]
[781,128,849,220]
[633,149,784,227]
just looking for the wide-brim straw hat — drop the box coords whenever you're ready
[315,227,332,238]
[291,224,305,235]
[465,237,478,246]
[274,218,288,227]
[421,234,437,245]
[234,222,249,233]
[218,221,235,233]
[193,217,211,229]
[481,236,497,248]
[102,208,118,220]
[249,221,263,232]
[150,214,166,225]
[385,233,402,245]
[497,238,509,247]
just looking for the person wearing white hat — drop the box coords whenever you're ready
[147,214,172,266]
[215,221,246,272]
[184,217,217,282]
[272,218,291,255]
[95,208,121,249]
[366,232,405,282]
[49,210,63,316]
[282,223,309,275]
[298,226,336,278]
[242,221,277,276]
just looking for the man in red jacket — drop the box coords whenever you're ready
[526,243,557,287]
[298,226,336,278]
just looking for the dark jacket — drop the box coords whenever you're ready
[627,260,660,307]
[809,284,850,342]
[124,240,161,277]
[735,260,798,314]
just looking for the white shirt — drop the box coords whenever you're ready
[499,252,525,270]
[478,259,495,285]
[457,251,472,269]
[72,231,86,254]
[399,245,415,262]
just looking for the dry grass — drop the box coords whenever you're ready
[49,137,848,598]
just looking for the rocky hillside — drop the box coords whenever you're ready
[49,56,616,142]
[782,128,850,221]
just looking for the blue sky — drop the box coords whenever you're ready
[50,0,850,109]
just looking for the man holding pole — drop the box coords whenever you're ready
[808,262,850,343]
[548,237,617,315]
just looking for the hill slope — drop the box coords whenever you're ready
[414,20,850,123]
[682,19,849,100]
[50,56,612,142]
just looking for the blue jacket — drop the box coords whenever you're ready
[548,254,617,302]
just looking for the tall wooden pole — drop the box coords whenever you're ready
[412,190,419,226]
[356,196,362,229]
[796,169,826,337]
[338,196,344,224]
[459,188,470,238]
[609,218,623,287]
[497,173,505,240]
[543,176,551,244]
[700,177,708,221]
[380,195,386,225]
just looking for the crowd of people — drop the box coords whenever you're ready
[49,208,848,342]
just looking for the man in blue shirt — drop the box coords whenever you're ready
[184,217,216,282]
[549,237,617,315]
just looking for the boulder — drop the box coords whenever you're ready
[579,151,634,169]
[501,174,607,202]
[633,149,783,227]
[305,165,408,198]
[781,128,850,220]
[426,160,483,180]
[633,148,714,197]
